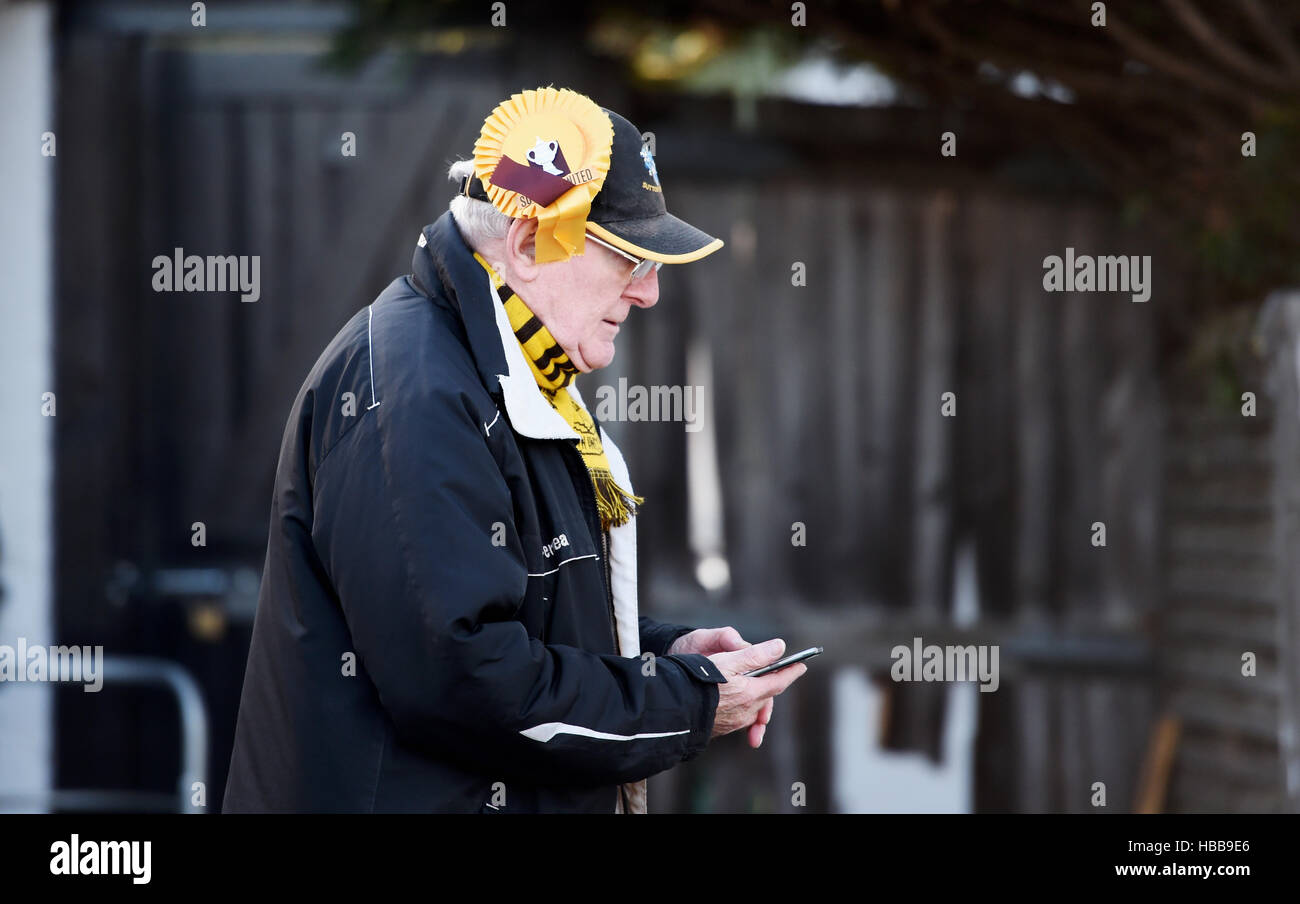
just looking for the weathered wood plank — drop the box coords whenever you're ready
[1259,290,1300,811]
[909,190,957,619]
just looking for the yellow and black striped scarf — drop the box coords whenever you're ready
[475,252,643,531]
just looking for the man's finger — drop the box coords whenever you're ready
[718,626,749,651]
[750,661,807,699]
[735,637,785,671]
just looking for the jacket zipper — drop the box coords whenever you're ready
[583,463,619,655]
[573,449,625,815]
[596,483,618,655]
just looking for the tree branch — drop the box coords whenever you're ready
[1163,0,1298,90]
[1102,8,1277,115]
[1235,0,1300,76]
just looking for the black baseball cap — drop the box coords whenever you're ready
[458,106,724,264]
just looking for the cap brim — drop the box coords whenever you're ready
[587,214,724,264]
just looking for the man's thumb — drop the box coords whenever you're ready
[743,638,786,669]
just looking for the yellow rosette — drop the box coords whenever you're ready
[472,87,614,263]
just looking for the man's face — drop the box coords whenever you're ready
[497,220,660,372]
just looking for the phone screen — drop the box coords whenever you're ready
[743,645,823,677]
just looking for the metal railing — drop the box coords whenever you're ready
[0,655,208,814]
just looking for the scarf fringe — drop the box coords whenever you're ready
[590,469,644,530]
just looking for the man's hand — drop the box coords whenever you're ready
[704,638,806,749]
[668,627,782,748]
[666,626,749,658]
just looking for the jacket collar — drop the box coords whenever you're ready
[413,211,579,442]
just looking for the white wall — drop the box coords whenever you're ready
[0,0,54,812]
[831,541,982,812]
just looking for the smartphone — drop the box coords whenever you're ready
[743,646,823,677]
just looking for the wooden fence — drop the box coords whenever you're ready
[53,15,1194,812]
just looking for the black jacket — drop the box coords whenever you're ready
[222,211,726,813]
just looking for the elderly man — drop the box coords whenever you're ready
[223,88,806,814]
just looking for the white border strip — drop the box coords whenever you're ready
[366,304,381,410]
[527,553,599,578]
[520,722,690,743]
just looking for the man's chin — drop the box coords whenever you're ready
[580,343,616,371]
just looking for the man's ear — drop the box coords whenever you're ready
[503,217,540,284]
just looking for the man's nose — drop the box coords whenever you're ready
[625,267,660,308]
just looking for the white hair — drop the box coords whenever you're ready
[447,159,511,251]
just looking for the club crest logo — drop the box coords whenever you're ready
[526,137,568,176]
[640,143,660,187]
[490,134,595,211]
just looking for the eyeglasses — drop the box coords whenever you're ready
[584,232,663,282]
